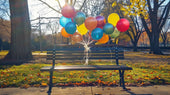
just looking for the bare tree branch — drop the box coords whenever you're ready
[159,1,170,31]
[38,0,61,14]
[56,0,62,10]
[147,0,152,12]
[31,17,60,21]
[79,0,87,11]
[158,0,166,7]
[73,0,76,7]
[70,0,73,5]
[140,15,151,37]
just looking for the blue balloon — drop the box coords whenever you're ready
[59,16,72,27]
[74,12,86,25]
[91,28,103,40]
[103,23,114,34]
[65,22,77,34]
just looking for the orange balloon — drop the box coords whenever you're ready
[71,32,83,43]
[61,28,72,38]
[98,34,109,44]
[85,17,97,30]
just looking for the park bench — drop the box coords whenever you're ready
[40,45,132,95]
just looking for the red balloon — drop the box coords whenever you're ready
[61,4,76,18]
[116,18,130,32]
[96,26,103,29]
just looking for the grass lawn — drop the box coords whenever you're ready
[0,51,47,55]
[0,51,170,88]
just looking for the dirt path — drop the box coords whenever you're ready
[0,85,170,95]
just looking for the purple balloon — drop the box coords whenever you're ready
[96,16,106,27]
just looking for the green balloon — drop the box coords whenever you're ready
[103,23,114,34]
[74,12,86,26]
[110,28,120,38]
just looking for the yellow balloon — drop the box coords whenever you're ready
[108,13,120,26]
[77,23,88,35]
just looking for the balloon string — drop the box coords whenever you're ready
[78,35,93,65]
[109,48,113,64]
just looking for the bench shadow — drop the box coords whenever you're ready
[125,90,152,95]
[0,59,33,69]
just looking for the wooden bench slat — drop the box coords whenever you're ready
[47,47,123,51]
[47,50,123,54]
[89,56,124,59]
[47,57,84,60]
[46,57,124,60]
[47,47,119,51]
[47,53,123,56]
[47,54,85,57]
[90,53,124,56]
[40,65,132,71]
[47,50,83,53]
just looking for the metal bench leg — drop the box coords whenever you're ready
[119,70,122,86]
[47,69,53,95]
[121,70,126,89]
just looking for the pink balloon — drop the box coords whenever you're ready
[61,4,76,18]
[116,18,130,32]
[96,16,106,27]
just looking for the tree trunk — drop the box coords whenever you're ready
[149,24,162,54]
[5,0,32,60]
[163,41,166,47]
[133,42,137,52]
[162,34,167,48]
[152,30,163,54]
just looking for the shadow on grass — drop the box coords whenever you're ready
[0,58,33,69]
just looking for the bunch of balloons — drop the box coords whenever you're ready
[60,4,130,44]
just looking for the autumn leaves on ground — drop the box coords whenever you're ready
[0,51,170,88]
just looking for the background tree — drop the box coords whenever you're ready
[121,0,170,54]
[0,0,11,51]
[5,0,32,60]
[126,16,144,51]
[81,0,105,16]
[0,0,10,20]
[161,20,170,47]
[0,19,11,43]
[102,0,143,51]
[102,0,124,18]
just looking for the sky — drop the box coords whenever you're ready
[28,0,65,20]
[28,0,66,34]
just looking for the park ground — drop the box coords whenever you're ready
[0,50,170,95]
[0,85,170,95]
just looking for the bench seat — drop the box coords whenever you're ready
[40,65,132,71]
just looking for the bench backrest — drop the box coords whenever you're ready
[47,45,124,64]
